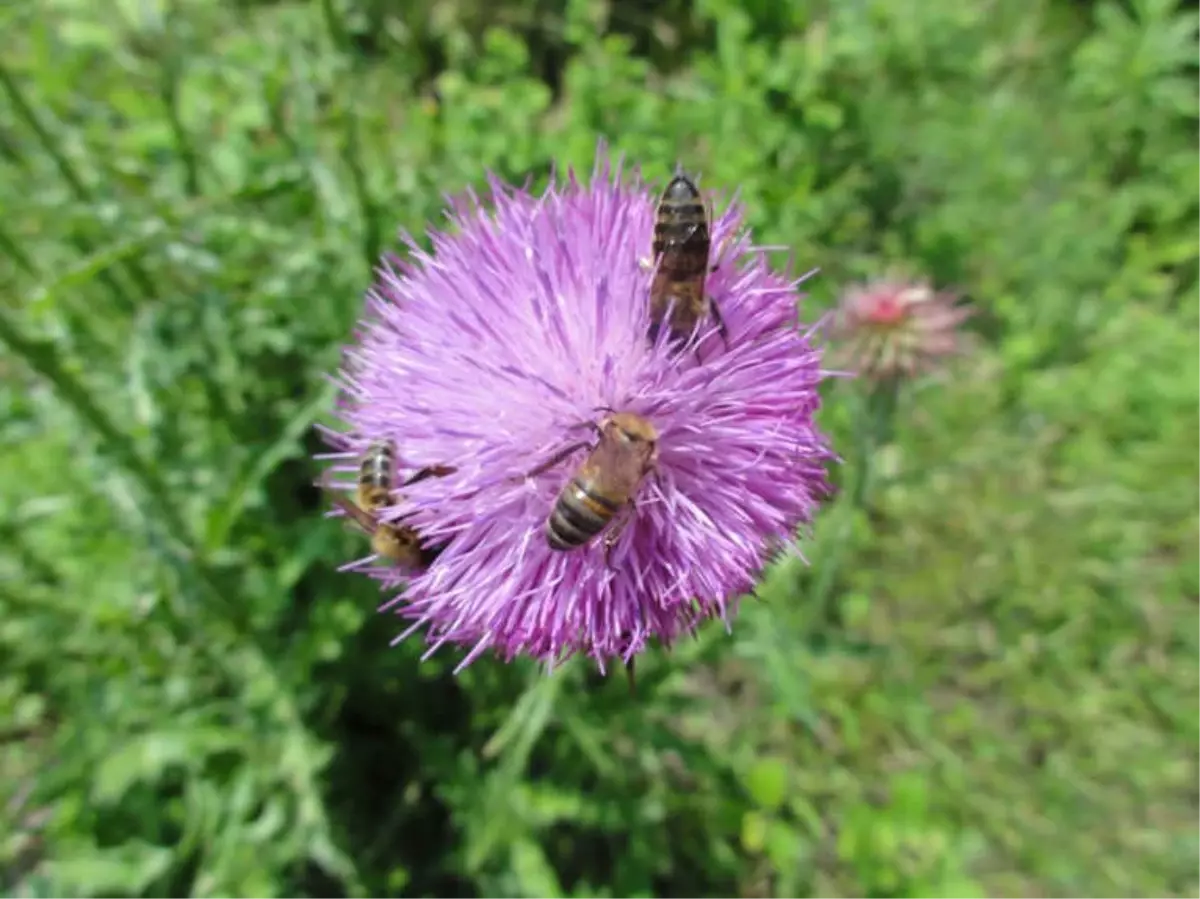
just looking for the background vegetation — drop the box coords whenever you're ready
[2,0,1197,895]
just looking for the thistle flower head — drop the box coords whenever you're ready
[321,147,833,672]
[828,276,973,381]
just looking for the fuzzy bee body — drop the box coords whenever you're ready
[356,440,396,511]
[526,412,659,555]
[330,440,455,570]
[646,173,726,348]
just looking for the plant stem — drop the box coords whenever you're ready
[807,378,903,629]
[318,0,349,51]
[849,376,900,509]
[160,56,201,197]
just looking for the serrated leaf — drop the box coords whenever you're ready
[307,830,359,890]
[510,838,564,898]
[481,668,562,761]
[93,728,240,804]
[44,841,173,895]
[244,799,287,843]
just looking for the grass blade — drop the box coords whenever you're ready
[0,62,92,201]
[0,61,156,301]
[159,36,201,196]
[342,106,382,270]
[27,225,166,308]
[0,222,38,276]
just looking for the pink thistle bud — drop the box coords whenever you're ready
[828,277,973,381]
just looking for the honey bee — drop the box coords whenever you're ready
[517,411,659,562]
[328,440,456,570]
[642,171,728,349]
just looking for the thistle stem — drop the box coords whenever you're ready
[807,377,902,630]
[849,376,900,509]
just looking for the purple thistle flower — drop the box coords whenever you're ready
[320,146,834,672]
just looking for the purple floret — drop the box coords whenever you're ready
[321,146,834,671]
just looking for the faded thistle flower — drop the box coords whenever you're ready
[828,276,973,381]
[320,146,833,672]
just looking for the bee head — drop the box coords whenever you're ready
[605,412,659,448]
[662,173,702,204]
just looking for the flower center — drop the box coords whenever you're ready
[866,293,907,325]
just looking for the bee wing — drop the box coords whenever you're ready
[329,494,378,536]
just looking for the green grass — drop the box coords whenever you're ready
[1,0,1197,896]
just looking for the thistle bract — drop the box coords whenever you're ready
[828,276,973,381]
[321,148,833,671]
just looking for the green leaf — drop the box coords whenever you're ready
[510,838,564,898]
[740,809,769,853]
[45,842,173,896]
[743,755,789,811]
[93,729,240,804]
[764,817,803,874]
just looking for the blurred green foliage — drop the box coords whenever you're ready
[1,0,1197,895]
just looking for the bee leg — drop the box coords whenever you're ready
[401,464,458,487]
[418,537,449,568]
[566,419,605,441]
[704,194,720,274]
[624,657,637,696]
[602,536,620,571]
[602,499,637,570]
[709,300,730,349]
[510,440,592,483]
[330,495,379,538]
[648,466,666,495]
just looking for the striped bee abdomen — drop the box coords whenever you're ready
[546,477,621,551]
[357,440,396,509]
[652,177,710,278]
[649,174,717,347]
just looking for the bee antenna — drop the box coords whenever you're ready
[592,404,616,415]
